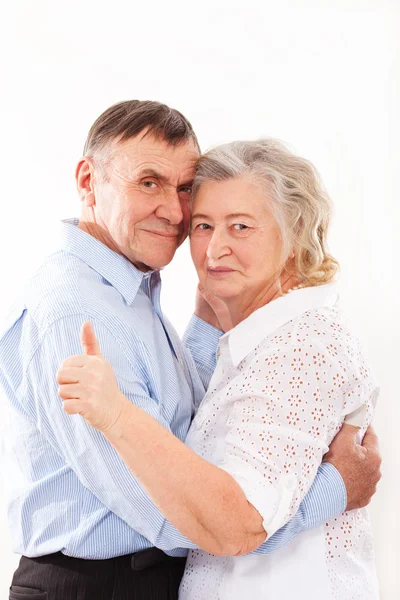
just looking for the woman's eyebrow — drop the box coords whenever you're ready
[191,212,254,220]
[225,212,254,219]
[191,213,210,220]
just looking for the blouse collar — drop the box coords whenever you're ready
[222,283,339,366]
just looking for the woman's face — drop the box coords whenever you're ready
[190,176,284,302]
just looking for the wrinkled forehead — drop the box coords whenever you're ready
[190,178,280,233]
[107,132,199,182]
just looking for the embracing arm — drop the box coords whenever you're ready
[103,397,267,555]
[27,315,208,552]
[59,323,381,556]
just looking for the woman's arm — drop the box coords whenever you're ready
[58,323,266,556]
[106,398,266,555]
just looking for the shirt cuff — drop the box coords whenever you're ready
[182,315,223,385]
[302,462,347,529]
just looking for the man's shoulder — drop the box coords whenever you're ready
[1,250,135,350]
[23,250,126,327]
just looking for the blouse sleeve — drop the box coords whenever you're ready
[216,311,377,538]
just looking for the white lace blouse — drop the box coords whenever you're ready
[179,283,380,600]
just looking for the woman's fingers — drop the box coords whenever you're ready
[59,355,88,369]
[58,383,84,400]
[63,399,87,415]
[56,366,82,385]
[81,322,103,357]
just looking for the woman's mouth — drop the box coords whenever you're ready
[207,267,235,275]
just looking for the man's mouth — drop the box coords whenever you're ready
[143,230,179,239]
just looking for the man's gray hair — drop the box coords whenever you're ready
[192,139,339,286]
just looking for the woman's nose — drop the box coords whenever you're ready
[206,230,230,261]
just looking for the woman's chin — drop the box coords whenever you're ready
[203,279,239,300]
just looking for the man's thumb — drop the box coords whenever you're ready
[337,422,361,441]
[81,322,102,356]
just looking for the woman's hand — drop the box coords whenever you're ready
[57,322,129,433]
[195,285,233,332]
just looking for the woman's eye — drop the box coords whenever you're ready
[196,223,211,231]
[233,224,248,231]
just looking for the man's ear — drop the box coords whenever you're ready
[76,156,96,207]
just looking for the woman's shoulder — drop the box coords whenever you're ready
[262,303,373,379]
[290,304,357,347]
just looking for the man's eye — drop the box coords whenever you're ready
[179,186,193,195]
[197,223,211,230]
[142,180,158,189]
[233,224,248,231]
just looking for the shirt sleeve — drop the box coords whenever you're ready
[216,326,370,539]
[182,315,223,390]
[24,314,198,552]
[253,462,346,554]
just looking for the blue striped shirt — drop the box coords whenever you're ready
[0,219,346,559]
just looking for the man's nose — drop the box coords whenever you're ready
[156,190,184,225]
[206,229,230,261]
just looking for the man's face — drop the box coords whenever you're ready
[90,132,199,271]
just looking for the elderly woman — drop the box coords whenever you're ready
[58,140,379,599]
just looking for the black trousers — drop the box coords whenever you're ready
[10,548,186,600]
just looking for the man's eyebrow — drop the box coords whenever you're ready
[137,169,193,188]
[137,168,169,182]
[178,179,194,188]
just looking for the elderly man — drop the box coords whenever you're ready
[0,101,381,600]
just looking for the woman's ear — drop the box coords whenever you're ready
[76,156,96,207]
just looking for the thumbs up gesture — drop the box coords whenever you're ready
[57,322,128,433]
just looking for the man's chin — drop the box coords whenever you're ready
[145,251,177,272]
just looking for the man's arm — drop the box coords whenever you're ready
[256,424,381,554]
[26,314,198,552]
[183,315,222,391]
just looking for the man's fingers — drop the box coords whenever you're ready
[198,286,217,308]
[361,424,380,451]
[198,286,233,331]
[81,322,103,357]
[338,423,361,437]
[330,423,360,445]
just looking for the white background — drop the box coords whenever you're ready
[0,1,399,598]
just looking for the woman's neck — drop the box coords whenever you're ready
[227,273,303,327]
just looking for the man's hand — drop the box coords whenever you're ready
[323,424,382,511]
[194,285,233,332]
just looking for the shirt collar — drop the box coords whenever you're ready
[222,283,339,367]
[59,218,159,305]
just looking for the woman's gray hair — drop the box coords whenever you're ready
[192,139,339,287]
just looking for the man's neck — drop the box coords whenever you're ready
[77,214,151,273]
